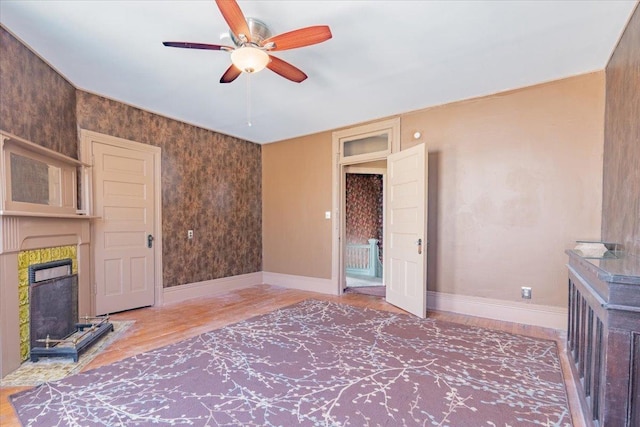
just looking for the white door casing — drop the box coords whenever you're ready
[384,143,427,318]
[80,130,162,315]
[332,118,400,294]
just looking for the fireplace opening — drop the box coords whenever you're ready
[28,258,113,362]
[29,259,78,351]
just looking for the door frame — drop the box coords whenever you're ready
[331,118,400,295]
[79,129,163,311]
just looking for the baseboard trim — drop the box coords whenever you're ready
[262,272,337,295]
[162,272,262,305]
[162,273,565,329]
[427,291,567,330]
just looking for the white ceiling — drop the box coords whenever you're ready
[0,1,637,144]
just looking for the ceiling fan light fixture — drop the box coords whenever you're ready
[231,46,269,73]
[163,0,331,83]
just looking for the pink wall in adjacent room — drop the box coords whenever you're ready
[345,173,383,259]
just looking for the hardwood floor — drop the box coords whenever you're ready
[1,284,586,426]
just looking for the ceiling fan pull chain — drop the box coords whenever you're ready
[246,73,252,127]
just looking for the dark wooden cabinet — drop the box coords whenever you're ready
[566,249,640,427]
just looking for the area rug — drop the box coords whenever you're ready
[1,320,134,387]
[10,300,571,426]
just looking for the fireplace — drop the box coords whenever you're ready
[1,131,95,377]
[0,215,93,378]
[26,257,113,363]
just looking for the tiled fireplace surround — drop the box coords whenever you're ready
[0,215,92,378]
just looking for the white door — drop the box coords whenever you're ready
[384,143,427,318]
[92,140,157,315]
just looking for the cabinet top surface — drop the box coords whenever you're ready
[567,249,640,285]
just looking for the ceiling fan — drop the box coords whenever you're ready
[163,0,332,83]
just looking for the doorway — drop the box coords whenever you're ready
[332,119,428,317]
[343,168,385,297]
[331,118,399,297]
[80,130,163,315]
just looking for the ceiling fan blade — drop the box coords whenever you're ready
[267,55,307,83]
[215,0,251,42]
[163,41,232,51]
[220,64,242,83]
[263,25,332,51]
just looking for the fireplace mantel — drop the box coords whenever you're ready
[0,211,93,378]
[0,131,97,378]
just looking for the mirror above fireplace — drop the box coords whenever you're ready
[0,130,91,218]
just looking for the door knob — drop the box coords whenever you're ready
[417,238,422,255]
[147,234,154,248]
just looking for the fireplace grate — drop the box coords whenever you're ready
[30,316,114,362]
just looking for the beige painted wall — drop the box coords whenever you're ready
[262,132,333,278]
[263,71,604,308]
[402,71,604,306]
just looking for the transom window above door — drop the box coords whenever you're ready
[335,118,400,164]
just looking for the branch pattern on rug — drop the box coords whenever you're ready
[11,300,571,426]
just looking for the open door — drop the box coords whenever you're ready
[384,143,427,318]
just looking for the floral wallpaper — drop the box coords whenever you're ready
[1,26,262,289]
[76,92,262,288]
[345,174,383,259]
[603,5,640,257]
[0,27,78,158]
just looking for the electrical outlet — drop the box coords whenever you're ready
[521,287,532,299]
[187,230,194,239]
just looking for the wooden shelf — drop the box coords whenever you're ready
[0,210,99,219]
[0,130,90,167]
